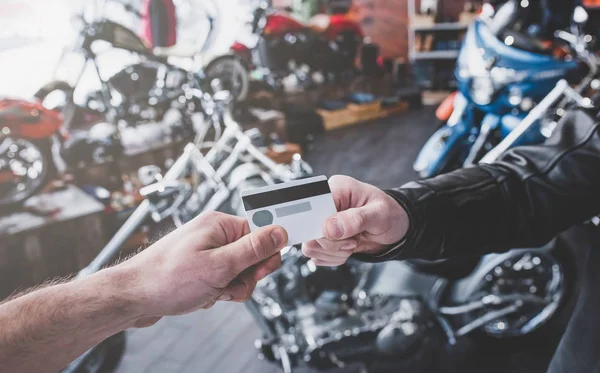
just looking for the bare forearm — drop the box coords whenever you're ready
[0,267,142,373]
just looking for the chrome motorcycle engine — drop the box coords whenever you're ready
[250,248,438,371]
[249,245,568,372]
[95,62,191,125]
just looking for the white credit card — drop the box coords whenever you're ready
[241,175,338,246]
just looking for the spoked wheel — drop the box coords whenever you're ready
[0,137,50,209]
[452,250,566,338]
[204,57,250,103]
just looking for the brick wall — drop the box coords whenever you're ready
[272,0,468,59]
[347,0,410,59]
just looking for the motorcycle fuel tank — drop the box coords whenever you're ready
[264,12,305,36]
[0,99,63,139]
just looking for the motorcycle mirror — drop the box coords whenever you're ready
[573,6,588,25]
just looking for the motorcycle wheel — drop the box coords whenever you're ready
[204,56,250,103]
[35,81,81,130]
[0,137,51,209]
[69,332,126,373]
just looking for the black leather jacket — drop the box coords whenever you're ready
[357,108,600,262]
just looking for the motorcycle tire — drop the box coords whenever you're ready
[69,332,126,373]
[204,56,250,103]
[0,137,51,210]
[34,81,81,131]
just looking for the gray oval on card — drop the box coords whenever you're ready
[252,210,274,227]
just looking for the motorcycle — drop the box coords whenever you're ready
[35,0,210,139]
[204,0,364,102]
[0,98,123,209]
[0,99,60,209]
[413,1,597,178]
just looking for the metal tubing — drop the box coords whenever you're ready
[480,79,569,164]
[455,303,521,336]
[77,143,196,278]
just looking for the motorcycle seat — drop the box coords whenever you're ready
[153,43,198,59]
[405,257,481,280]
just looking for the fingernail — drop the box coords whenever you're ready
[218,294,232,301]
[326,218,344,239]
[271,228,285,247]
[340,243,355,251]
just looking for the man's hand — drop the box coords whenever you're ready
[302,175,409,266]
[0,210,287,373]
[118,211,288,326]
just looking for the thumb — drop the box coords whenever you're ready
[216,225,288,282]
[324,204,381,240]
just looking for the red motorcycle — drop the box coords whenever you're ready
[0,99,121,209]
[0,99,63,208]
[205,1,364,102]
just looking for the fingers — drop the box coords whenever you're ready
[220,274,256,302]
[302,237,385,265]
[315,238,357,254]
[328,175,356,211]
[253,253,282,282]
[133,316,162,328]
[324,203,381,240]
[301,239,353,266]
[312,258,344,266]
[192,211,250,247]
[218,254,281,302]
[214,225,288,282]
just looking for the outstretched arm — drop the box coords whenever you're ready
[0,211,287,373]
[303,109,600,264]
[0,268,140,372]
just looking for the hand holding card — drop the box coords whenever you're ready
[241,176,338,246]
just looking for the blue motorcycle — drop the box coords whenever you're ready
[414,1,596,178]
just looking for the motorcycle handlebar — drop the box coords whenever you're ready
[554,30,578,45]
[554,30,599,72]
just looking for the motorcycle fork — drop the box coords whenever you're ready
[50,134,67,175]
[462,119,494,167]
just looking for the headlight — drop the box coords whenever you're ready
[471,77,494,105]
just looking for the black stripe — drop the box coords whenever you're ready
[243,180,330,210]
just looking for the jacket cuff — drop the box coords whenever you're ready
[351,189,416,263]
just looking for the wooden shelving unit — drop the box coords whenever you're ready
[408,0,474,89]
[412,50,460,60]
[409,22,468,32]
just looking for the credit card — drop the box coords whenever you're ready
[241,175,338,246]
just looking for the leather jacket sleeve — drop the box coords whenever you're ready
[356,109,600,262]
